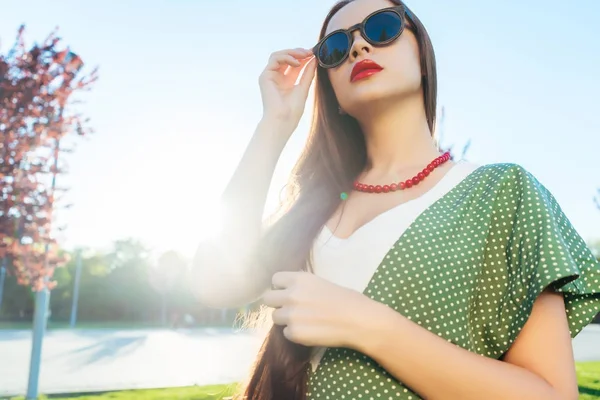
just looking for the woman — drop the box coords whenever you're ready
[192,0,600,399]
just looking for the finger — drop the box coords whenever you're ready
[298,57,317,93]
[266,54,302,73]
[271,307,291,326]
[271,47,313,59]
[283,56,315,85]
[282,325,293,340]
[266,49,313,75]
[271,271,298,289]
[282,325,306,345]
[283,325,318,346]
[262,289,288,308]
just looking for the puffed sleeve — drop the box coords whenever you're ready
[472,164,600,358]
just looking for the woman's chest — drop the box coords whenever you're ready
[366,218,488,346]
[308,210,493,400]
[314,201,491,345]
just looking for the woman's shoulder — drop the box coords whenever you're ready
[469,161,535,179]
[464,161,549,195]
[452,160,562,216]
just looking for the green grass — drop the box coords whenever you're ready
[0,321,235,331]
[7,384,238,400]
[0,321,165,330]
[577,362,600,399]
[5,362,600,399]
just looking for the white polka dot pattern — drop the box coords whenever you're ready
[306,163,600,400]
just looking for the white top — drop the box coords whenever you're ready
[309,159,481,371]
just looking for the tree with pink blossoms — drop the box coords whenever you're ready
[0,25,97,291]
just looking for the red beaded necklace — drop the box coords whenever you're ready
[353,151,451,193]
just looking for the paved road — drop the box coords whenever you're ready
[1,325,599,396]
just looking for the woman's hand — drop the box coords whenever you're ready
[262,271,381,349]
[258,48,317,135]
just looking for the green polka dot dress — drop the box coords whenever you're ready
[306,162,600,400]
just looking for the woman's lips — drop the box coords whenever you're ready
[351,69,383,82]
[350,59,384,82]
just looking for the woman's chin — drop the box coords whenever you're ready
[345,91,399,111]
[346,84,421,112]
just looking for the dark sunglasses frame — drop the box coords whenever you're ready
[312,5,415,69]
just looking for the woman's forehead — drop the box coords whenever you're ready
[325,0,395,35]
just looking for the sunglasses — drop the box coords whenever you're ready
[312,5,414,69]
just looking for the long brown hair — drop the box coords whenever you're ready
[238,1,437,399]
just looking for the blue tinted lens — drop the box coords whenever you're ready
[319,32,350,66]
[364,11,403,43]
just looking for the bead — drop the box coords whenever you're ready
[351,153,446,194]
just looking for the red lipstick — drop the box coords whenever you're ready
[350,59,383,82]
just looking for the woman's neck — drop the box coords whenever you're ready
[356,93,441,175]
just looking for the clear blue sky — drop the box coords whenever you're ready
[1,0,599,259]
